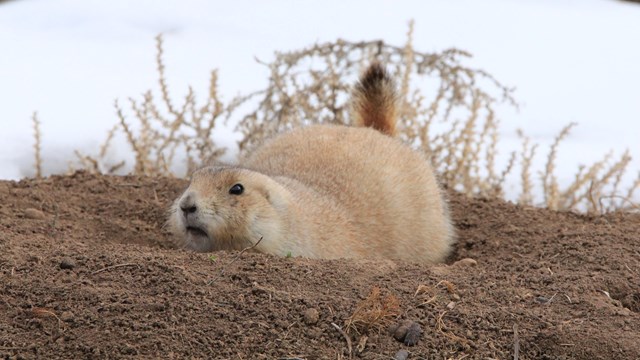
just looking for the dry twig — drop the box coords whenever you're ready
[91,263,140,275]
[331,322,353,358]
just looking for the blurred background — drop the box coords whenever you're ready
[0,0,638,206]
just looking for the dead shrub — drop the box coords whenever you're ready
[74,34,229,177]
[36,22,637,212]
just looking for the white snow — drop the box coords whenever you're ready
[1,0,639,203]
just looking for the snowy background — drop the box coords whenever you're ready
[1,0,639,202]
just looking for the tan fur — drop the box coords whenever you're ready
[168,64,455,263]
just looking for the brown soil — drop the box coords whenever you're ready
[1,171,639,360]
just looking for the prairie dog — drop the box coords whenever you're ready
[168,64,455,263]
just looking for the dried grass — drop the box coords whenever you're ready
[538,123,638,212]
[345,286,400,335]
[33,24,638,212]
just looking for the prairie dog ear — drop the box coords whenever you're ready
[351,63,398,136]
[257,181,290,210]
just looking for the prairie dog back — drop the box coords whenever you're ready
[243,124,454,263]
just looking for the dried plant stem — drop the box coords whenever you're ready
[91,263,140,275]
[31,112,43,178]
[156,33,178,117]
[517,129,538,205]
[331,322,353,358]
[542,122,576,210]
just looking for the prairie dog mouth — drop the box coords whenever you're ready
[186,226,208,238]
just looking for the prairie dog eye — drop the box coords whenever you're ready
[229,183,244,195]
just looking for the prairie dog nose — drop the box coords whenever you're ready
[179,193,197,215]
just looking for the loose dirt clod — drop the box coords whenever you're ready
[23,208,45,220]
[451,258,477,267]
[59,258,75,270]
[394,349,409,360]
[60,311,74,323]
[303,308,319,325]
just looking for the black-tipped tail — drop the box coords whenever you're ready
[351,63,398,136]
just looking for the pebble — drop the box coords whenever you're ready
[452,258,477,267]
[404,322,422,346]
[24,208,46,220]
[303,308,319,325]
[394,349,409,360]
[60,258,75,270]
[390,319,422,346]
[60,311,74,322]
[391,320,413,341]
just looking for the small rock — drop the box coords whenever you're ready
[60,258,75,270]
[466,329,475,339]
[303,308,319,325]
[452,293,461,301]
[392,319,413,342]
[391,319,422,346]
[616,307,632,316]
[356,335,368,354]
[452,258,477,267]
[24,208,45,220]
[307,328,322,339]
[404,322,422,346]
[394,349,409,360]
[60,311,74,322]
[446,301,456,310]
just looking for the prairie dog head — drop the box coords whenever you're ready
[167,166,288,252]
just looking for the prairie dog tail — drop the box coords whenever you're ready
[352,63,398,136]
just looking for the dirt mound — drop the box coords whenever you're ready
[1,172,639,359]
